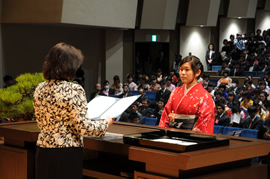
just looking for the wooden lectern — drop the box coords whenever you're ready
[0,121,270,179]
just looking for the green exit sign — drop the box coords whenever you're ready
[152,35,157,42]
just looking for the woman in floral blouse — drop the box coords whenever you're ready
[33,42,114,179]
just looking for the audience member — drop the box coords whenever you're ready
[118,84,133,98]
[215,104,230,126]
[156,80,171,106]
[149,76,161,91]
[240,91,253,110]
[150,98,165,125]
[205,43,217,71]
[90,83,102,100]
[202,73,210,89]
[253,99,267,121]
[240,106,263,130]
[111,75,123,95]
[138,98,153,117]
[217,70,232,89]
[3,75,14,88]
[100,80,115,96]
[128,112,140,124]
[165,76,176,92]
[127,74,138,91]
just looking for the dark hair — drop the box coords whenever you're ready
[253,88,261,94]
[260,91,268,98]
[127,74,134,79]
[142,98,150,104]
[160,80,166,86]
[113,75,120,81]
[228,91,235,97]
[216,103,225,110]
[219,84,226,90]
[259,80,266,86]
[203,73,210,78]
[103,80,109,85]
[129,112,139,120]
[43,42,84,80]
[242,91,251,100]
[131,102,139,107]
[179,55,203,78]
[208,43,214,50]
[232,106,241,113]
[248,105,257,114]
[166,76,172,82]
[217,97,226,105]
[214,89,223,96]
[207,81,215,87]
[3,75,13,82]
[232,79,239,84]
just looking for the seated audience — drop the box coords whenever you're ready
[90,83,102,100]
[128,112,140,124]
[150,98,165,125]
[127,74,138,91]
[240,91,253,110]
[118,84,133,98]
[215,104,230,126]
[111,75,123,95]
[165,76,176,92]
[156,80,171,106]
[254,99,267,121]
[217,70,232,89]
[240,106,263,130]
[100,80,115,96]
[149,76,161,91]
[138,98,153,117]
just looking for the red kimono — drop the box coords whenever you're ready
[159,83,215,133]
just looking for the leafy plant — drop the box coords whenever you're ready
[0,73,45,121]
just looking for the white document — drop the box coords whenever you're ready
[231,113,241,124]
[87,95,140,120]
[152,138,197,146]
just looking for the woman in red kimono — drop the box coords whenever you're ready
[159,56,215,133]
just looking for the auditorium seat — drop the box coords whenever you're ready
[240,129,259,139]
[213,126,224,134]
[223,126,242,135]
[142,117,157,126]
[145,91,157,103]
[243,71,256,77]
[129,90,139,95]
[212,65,222,71]
[257,71,265,77]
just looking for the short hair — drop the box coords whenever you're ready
[160,80,166,86]
[217,97,226,105]
[127,74,134,79]
[242,91,251,99]
[259,80,266,86]
[142,98,150,104]
[253,88,261,94]
[260,91,268,98]
[228,91,235,97]
[131,102,139,107]
[232,79,239,84]
[214,89,223,96]
[43,42,84,80]
[248,106,257,114]
[166,76,172,82]
[123,84,129,88]
[217,103,225,110]
[129,112,139,120]
[179,55,204,78]
[207,82,215,87]
[103,80,109,85]
[203,73,210,78]
[3,75,13,82]
[219,84,226,90]
[208,43,215,50]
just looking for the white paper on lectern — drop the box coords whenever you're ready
[87,95,140,120]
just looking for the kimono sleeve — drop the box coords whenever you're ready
[69,85,109,137]
[192,93,215,133]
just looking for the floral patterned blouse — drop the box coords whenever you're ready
[33,80,109,148]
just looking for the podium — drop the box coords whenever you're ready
[0,121,270,179]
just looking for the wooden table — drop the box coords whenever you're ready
[1,121,270,179]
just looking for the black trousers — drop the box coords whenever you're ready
[35,147,83,179]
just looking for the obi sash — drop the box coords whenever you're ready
[169,114,197,130]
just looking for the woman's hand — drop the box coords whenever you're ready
[168,112,176,122]
[105,116,115,126]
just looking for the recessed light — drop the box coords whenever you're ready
[200,25,204,27]
[238,17,242,19]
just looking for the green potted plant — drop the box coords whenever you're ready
[0,73,45,122]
